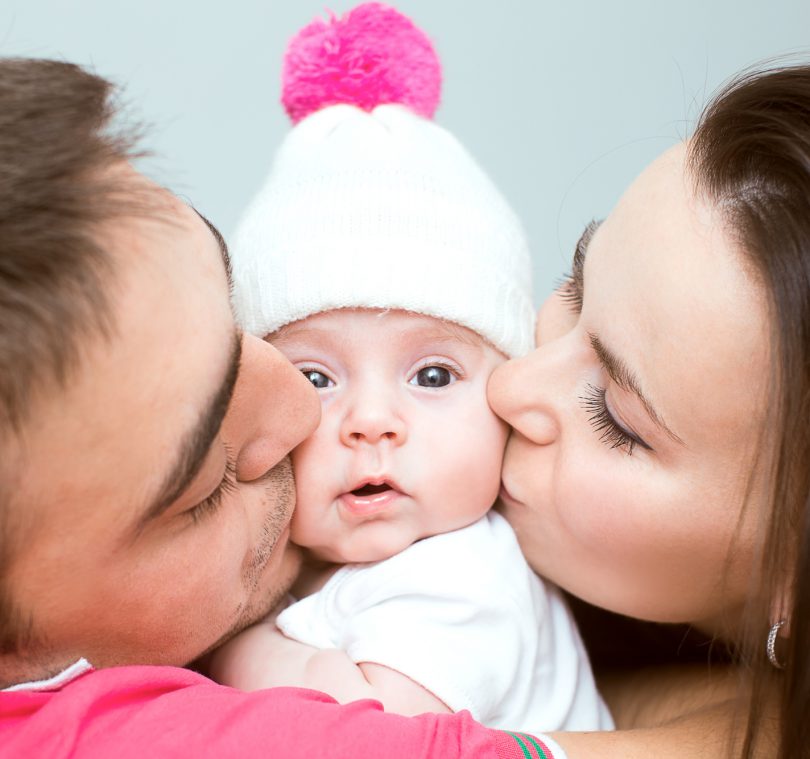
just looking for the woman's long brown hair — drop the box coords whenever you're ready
[689,63,810,759]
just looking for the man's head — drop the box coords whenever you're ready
[0,59,319,687]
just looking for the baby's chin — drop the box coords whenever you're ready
[302,533,421,565]
[314,542,409,565]
[294,510,493,564]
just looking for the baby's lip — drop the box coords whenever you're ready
[339,477,406,518]
[344,477,404,498]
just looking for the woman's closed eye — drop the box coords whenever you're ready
[580,383,652,456]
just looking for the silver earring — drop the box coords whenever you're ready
[766,619,786,669]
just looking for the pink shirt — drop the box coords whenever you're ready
[0,664,557,758]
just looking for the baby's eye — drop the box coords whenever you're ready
[301,369,333,389]
[410,365,454,388]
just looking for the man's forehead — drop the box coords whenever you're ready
[9,177,237,539]
[102,163,227,259]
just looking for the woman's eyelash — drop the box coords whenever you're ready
[558,219,600,314]
[188,454,237,524]
[558,274,583,313]
[580,383,639,455]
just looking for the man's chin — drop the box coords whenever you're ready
[194,540,303,667]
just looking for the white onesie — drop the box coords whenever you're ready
[277,511,613,733]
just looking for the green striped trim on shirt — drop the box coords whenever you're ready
[504,731,555,759]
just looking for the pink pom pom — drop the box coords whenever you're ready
[282,2,441,124]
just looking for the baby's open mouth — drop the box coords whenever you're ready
[340,479,403,516]
[351,483,393,497]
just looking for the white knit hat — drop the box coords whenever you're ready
[231,3,534,358]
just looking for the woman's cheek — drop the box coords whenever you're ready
[554,454,635,552]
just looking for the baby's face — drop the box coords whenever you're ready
[269,308,508,563]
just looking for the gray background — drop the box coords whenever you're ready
[3,1,809,302]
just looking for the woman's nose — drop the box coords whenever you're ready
[228,333,321,482]
[339,387,407,447]
[488,349,561,447]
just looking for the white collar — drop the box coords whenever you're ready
[2,658,93,693]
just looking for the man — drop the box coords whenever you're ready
[0,58,558,758]
[0,57,320,685]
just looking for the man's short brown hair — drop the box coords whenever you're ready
[0,58,139,654]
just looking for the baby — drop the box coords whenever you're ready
[212,2,612,737]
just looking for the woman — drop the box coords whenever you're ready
[489,62,810,759]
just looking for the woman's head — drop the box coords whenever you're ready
[490,62,810,757]
[490,140,770,634]
[689,65,810,758]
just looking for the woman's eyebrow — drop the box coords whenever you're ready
[588,332,685,446]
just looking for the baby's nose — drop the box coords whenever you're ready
[339,395,407,446]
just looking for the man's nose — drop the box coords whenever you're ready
[339,387,407,447]
[229,333,321,482]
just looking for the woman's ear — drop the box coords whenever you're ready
[764,592,790,669]
[769,584,791,640]
[770,571,793,629]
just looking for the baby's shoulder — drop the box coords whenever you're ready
[414,511,526,568]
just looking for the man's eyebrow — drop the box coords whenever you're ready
[588,332,685,446]
[194,209,232,286]
[132,330,242,536]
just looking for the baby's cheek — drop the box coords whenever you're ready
[455,410,509,516]
[482,405,510,473]
[288,439,323,542]
[288,503,308,545]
